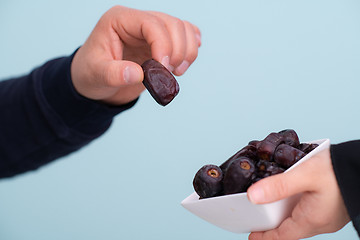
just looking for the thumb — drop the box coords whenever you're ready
[100,60,144,87]
[247,161,314,204]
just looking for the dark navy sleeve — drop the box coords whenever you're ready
[330,141,360,236]
[0,50,138,178]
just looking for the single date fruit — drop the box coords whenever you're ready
[274,144,306,168]
[141,59,179,106]
[222,157,255,195]
[193,165,223,199]
[248,140,261,148]
[257,132,284,161]
[279,129,300,147]
[220,144,257,173]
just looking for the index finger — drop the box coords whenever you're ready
[109,6,173,67]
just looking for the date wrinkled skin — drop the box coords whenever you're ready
[141,59,180,106]
[192,129,319,199]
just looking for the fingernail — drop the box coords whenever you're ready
[123,66,141,84]
[168,64,175,72]
[175,61,190,75]
[161,56,170,69]
[248,186,264,204]
[196,33,201,46]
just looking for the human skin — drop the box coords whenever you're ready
[71,6,201,105]
[247,148,350,240]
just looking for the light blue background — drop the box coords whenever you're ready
[1,0,360,239]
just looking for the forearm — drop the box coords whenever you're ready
[0,50,137,178]
[331,140,360,236]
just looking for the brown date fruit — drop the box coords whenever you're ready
[274,144,306,168]
[298,143,319,153]
[223,157,255,195]
[251,177,264,184]
[193,165,223,199]
[141,59,179,106]
[220,145,257,173]
[255,160,285,178]
[248,140,261,148]
[192,129,315,198]
[279,129,300,147]
[257,132,284,161]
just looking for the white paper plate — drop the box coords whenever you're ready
[181,139,330,233]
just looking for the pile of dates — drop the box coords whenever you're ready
[193,129,318,199]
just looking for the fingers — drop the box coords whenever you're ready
[108,6,201,75]
[152,12,187,72]
[100,60,144,87]
[139,14,174,68]
[248,193,335,240]
[172,20,200,76]
[247,149,348,240]
[73,5,201,104]
[247,155,318,204]
[151,12,201,75]
[249,217,305,240]
[248,195,322,240]
[100,6,171,66]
